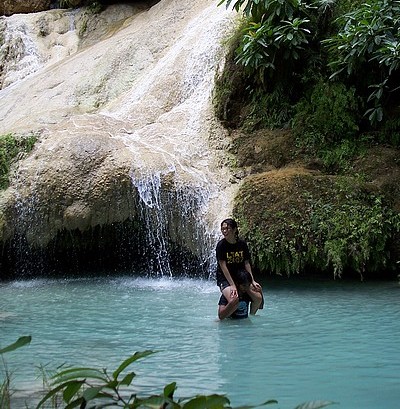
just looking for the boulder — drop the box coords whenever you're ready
[2,116,137,248]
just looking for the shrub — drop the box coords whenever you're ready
[292,80,361,148]
[323,0,400,124]
[235,177,400,279]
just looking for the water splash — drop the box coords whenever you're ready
[130,168,217,277]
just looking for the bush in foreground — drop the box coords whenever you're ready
[0,337,336,409]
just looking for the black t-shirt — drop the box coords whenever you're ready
[216,238,251,285]
[218,293,251,319]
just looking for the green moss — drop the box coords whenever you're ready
[0,133,38,190]
[234,172,400,279]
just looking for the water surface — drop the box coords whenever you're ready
[1,276,399,408]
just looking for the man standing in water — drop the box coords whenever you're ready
[218,269,262,319]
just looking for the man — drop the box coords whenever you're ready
[218,269,263,320]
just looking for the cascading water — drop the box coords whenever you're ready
[0,17,42,87]
[0,0,238,277]
[0,8,80,88]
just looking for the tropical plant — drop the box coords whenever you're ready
[235,15,311,84]
[35,350,278,409]
[35,352,339,409]
[231,0,315,85]
[1,336,338,409]
[1,336,32,409]
[218,0,304,23]
[323,0,400,124]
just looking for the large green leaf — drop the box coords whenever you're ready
[82,385,104,401]
[112,350,156,380]
[130,395,166,409]
[36,381,74,408]
[0,336,31,354]
[53,367,108,384]
[294,401,337,409]
[119,371,135,386]
[235,400,279,408]
[163,382,177,398]
[183,394,231,409]
[63,380,85,403]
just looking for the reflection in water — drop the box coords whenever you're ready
[1,278,399,408]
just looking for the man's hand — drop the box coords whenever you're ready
[230,285,238,298]
[227,295,239,308]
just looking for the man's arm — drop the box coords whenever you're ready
[218,297,239,320]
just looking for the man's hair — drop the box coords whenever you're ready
[221,218,238,230]
[235,269,252,286]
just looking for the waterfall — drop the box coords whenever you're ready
[101,0,238,275]
[0,0,238,277]
[0,16,42,88]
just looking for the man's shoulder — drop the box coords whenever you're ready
[216,238,226,247]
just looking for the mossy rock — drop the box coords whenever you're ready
[234,167,400,279]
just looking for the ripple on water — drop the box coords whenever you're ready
[1,277,399,409]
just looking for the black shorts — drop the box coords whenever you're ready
[218,279,230,291]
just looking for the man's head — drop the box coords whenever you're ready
[235,269,252,292]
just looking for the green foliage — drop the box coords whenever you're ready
[236,16,311,85]
[228,0,314,86]
[35,351,280,409]
[218,0,400,139]
[236,187,400,278]
[242,86,294,130]
[1,336,32,409]
[318,138,368,174]
[0,374,10,409]
[219,0,305,23]
[376,116,400,146]
[0,336,32,355]
[0,336,338,409]
[292,80,361,148]
[323,0,400,124]
[0,133,38,190]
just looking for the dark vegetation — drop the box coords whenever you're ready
[214,0,400,280]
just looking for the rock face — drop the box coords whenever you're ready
[6,116,137,247]
[0,1,236,277]
[0,0,52,16]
